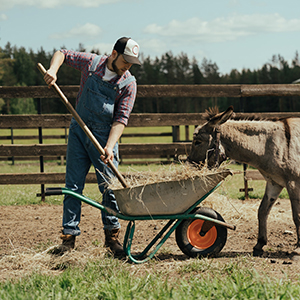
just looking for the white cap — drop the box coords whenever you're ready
[113,37,141,65]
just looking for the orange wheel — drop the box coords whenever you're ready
[187,220,217,250]
[175,207,227,258]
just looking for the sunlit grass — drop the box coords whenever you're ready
[0,128,68,145]
[1,256,299,299]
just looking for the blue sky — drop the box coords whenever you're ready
[1,0,300,75]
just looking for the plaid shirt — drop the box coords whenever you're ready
[60,49,137,126]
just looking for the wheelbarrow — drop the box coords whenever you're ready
[45,170,235,263]
[38,63,236,264]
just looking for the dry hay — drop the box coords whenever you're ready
[108,161,230,190]
[0,245,108,281]
[102,161,232,218]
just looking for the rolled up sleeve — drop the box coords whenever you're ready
[113,81,137,126]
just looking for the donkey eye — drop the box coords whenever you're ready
[194,140,202,146]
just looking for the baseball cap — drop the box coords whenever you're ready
[113,37,141,66]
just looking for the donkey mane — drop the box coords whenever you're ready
[204,106,291,123]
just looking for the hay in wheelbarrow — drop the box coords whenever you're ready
[108,163,232,217]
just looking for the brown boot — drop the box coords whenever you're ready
[50,232,76,255]
[104,228,125,257]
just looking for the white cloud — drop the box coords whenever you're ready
[0,0,121,10]
[228,0,240,6]
[140,38,167,55]
[86,42,113,54]
[144,14,300,43]
[0,14,8,21]
[50,23,102,40]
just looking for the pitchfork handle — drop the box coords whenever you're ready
[37,63,128,188]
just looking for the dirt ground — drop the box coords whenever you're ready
[1,194,300,282]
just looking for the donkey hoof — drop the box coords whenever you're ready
[292,248,300,255]
[292,254,300,262]
[291,248,300,261]
[253,248,264,257]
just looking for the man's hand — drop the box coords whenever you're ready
[100,122,125,165]
[101,146,114,164]
[44,70,57,87]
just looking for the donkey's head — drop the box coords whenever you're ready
[188,106,234,168]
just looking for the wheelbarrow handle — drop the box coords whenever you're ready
[37,63,128,188]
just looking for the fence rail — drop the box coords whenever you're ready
[2,112,300,129]
[0,142,190,158]
[1,84,300,98]
[0,113,207,128]
[1,84,300,200]
[0,173,97,185]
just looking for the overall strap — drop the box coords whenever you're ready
[89,55,102,74]
[117,75,136,90]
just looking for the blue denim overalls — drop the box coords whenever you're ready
[62,55,136,236]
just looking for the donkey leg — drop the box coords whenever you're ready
[286,182,300,256]
[253,181,283,257]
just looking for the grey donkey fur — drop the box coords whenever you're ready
[188,106,300,257]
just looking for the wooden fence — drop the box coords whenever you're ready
[1,84,300,200]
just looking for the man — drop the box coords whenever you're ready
[44,37,141,256]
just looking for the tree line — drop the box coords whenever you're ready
[1,42,300,114]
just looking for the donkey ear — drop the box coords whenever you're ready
[208,106,234,127]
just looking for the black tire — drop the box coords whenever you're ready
[175,207,227,258]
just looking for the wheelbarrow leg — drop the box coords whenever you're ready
[123,219,181,264]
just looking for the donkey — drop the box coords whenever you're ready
[188,106,300,257]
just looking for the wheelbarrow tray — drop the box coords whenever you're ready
[113,170,231,216]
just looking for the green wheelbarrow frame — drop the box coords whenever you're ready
[46,182,236,264]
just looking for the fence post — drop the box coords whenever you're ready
[37,98,45,201]
[10,127,14,165]
[60,127,68,165]
[172,125,180,162]
[172,125,180,142]
[243,164,249,200]
[240,98,247,199]
[185,125,190,141]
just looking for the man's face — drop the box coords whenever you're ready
[112,54,133,76]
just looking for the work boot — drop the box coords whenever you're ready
[50,231,76,255]
[104,228,125,257]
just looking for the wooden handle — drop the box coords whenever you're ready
[37,63,128,188]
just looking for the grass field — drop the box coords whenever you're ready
[1,256,299,299]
